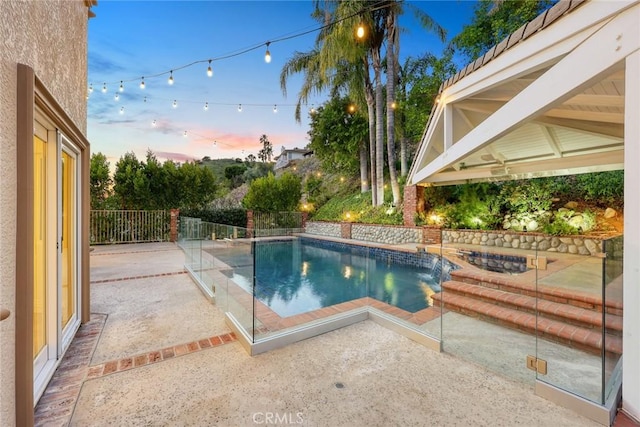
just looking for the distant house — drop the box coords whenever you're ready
[273,147,312,170]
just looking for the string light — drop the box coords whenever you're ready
[172,99,178,108]
[119,106,124,114]
[207,60,213,77]
[204,102,209,111]
[390,101,396,109]
[264,42,271,63]
[144,96,147,103]
[88,83,93,93]
[168,70,174,85]
[114,93,119,101]
[152,119,157,126]
[238,104,242,112]
[183,131,188,137]
[119,81,124,92]
[101,83,107,93]
[273,105,277,113]
[140,77,145,89]
[356,22,365,39]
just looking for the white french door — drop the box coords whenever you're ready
[33,115,81,402]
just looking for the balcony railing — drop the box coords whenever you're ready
[90,210,171,244]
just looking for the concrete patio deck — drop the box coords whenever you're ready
[35,242,616,426]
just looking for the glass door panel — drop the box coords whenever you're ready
[60,150,76,330]
[33,135,47,369]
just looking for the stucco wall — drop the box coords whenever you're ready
[0,1,88,424]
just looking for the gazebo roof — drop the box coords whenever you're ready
[408,0,637,187]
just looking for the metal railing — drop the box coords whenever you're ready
[253,211,304,233]
[90,210,171,244]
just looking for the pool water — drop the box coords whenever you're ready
[225,239,441,318]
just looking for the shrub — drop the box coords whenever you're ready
[180,207,247,227]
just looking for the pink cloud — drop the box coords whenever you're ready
[153,151,198,163]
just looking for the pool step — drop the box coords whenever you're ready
[441,281,622,336]
[449,269,623,316]
[432,290,622,355]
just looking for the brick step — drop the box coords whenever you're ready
[450,269,623,316]
[442,281,622,336]
[432,292,622,355]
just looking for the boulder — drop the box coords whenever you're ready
[564,201,579,209]
[604,208,617,219]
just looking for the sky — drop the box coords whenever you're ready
[87,0,477,166]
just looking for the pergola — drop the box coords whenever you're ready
[407,0,639,422]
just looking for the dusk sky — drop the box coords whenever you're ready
[87,1,476,166]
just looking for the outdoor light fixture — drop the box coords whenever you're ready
[172,99,178,108]
[152,119,156,126]
[391,101,397,109]
[183,131,188,137]
[238,104,242,112]
[101,83,107,93]
[114,93,119,101]
[88,83,93,93]
[119,81,124,92]
[168,70,174,85]
[119,107,124,114]
[356,23,365,38]
[348,104,356,114]
[273,105,277,113]
[140,77,145,89]
[264,42,271,63]
[204,102,209,111]
[207,60,213,77]
[144,96,147,103]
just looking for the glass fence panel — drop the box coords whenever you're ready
[535,234,604,403]
[437,230,537,386]
[603,235,623,403]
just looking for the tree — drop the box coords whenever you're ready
[90,152,113,209]
[452,0,554,63]
[224,164,247,189]
[244,154,257,164]
[307,96,368,189]
[257,134,273,162]
[113,151,143,209]
[243,172,302,212]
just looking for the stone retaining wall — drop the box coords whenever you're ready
[443,229,603,256]
[306,221,423,245]
[305,221,342,238]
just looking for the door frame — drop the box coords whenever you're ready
[16,64,90,425]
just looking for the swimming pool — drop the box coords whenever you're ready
[218,238,444,318]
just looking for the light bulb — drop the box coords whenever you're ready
[88,83,93,93]
[119,81,124,92]
[172,100,177,108]
[391,101,397,109]
[101,83,107,93]
[204,102,209,111]
[144,96,147,103]
[273,105,277,113]
[264,42,271,63]
[140,77,145,89]
[356,23,365,39]
[114,93,119,101]
[238,104,242,112]
[183,131,187,137]
[168,70,174,85]
[207,60,213,77]
[119,107,124,114]
[152,119,157,126]
[348,104,356,114]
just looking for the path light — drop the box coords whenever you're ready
[345,212,351,220]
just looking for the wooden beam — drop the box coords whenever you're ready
[538,125,563,157]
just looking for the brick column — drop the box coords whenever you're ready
[341,222,352,239]
[422,226,442,245]
[302,212,308,229]
[170,209,180,242]
[247,210,254,238]
[403,185,425,226]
